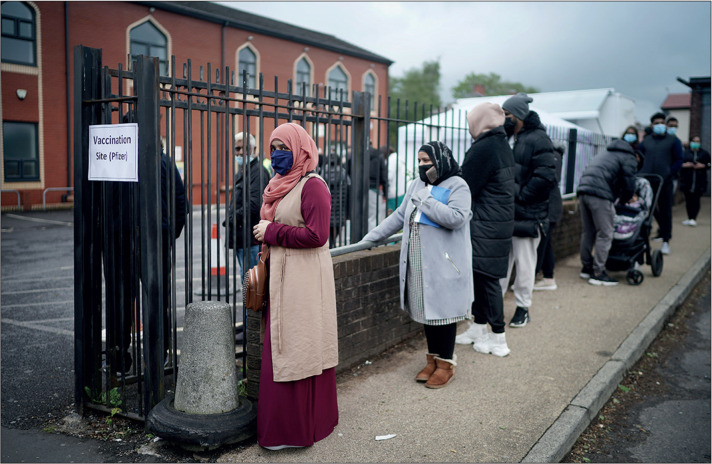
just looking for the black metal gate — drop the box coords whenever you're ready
[73,45,376,420]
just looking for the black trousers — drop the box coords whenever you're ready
[536,222,557,278]
[684,191,703,220]
[472,271,505,334]
[423,323,457,360]
[652,179,674,241]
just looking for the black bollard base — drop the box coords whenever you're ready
[146,396,257,451]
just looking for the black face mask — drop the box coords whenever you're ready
[503,117,516,137]
[419,164,436,184]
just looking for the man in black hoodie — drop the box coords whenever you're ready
[576,139,638,286]
[500,93,557,328]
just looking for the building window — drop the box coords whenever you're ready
[296,57,311,97]
[1,2,36,66]
[364,72,376,110]
[328,65,348,101]
[130,21,168,76]
[3,121,39,182]
[238,46,256,89]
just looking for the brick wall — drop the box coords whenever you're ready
[244,199,593,399]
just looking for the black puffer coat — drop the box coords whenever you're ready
[461,126,515,278]
[576,139,637,203]
[511,111,557,236]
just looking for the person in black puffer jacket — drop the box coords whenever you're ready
[576,139,638,286]
[456,102,515,357]
[500,93,557,328]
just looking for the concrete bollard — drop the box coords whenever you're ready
[174,301,238,414]
[146,300,256,451]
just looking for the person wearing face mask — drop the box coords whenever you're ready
[499,92,557,328]
[679,135,710,227]
[361,141,473,388]
[251,122,338,450]
[455,103,515,357]
[225,132,271,275]
[621,125,641,152]
[638,112,684,255]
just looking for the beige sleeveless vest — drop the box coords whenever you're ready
[269,173,338,382]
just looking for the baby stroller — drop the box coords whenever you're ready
[605,174,664,285]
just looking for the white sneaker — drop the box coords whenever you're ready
[455,321,488,345]
[682,219,692,226]
[689,219,697,227]
[661,242,670,255]
[533,278,557,291]
[473,332,510,357]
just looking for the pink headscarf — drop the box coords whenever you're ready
[467,102,505,139]
[260,123,319,221]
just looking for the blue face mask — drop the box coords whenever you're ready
[652,124,667,135]
[235,156,244,167]
[623,133,637,144]
[271,150,294,176]
[690,142,701,150]
[667,127,678,136]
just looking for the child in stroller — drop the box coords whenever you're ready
[613,176,653,241]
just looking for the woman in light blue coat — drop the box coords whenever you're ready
[362,141,473,389]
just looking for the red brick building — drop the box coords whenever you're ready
[1,1,392,209]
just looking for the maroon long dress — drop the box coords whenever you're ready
[256,178,338,448]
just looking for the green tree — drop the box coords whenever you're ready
[387,60,442,146]
[388,59,442,122]
[451,72,538,98]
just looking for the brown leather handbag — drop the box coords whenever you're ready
[244,246,269,311]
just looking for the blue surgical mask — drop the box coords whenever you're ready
[623,133,637,144]
[270,150,294,176]
[667,127,678,136]
[690,142,701,150]
[235,156,244,167]
[653,124,666,135]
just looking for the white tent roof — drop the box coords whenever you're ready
[454,89,635,129]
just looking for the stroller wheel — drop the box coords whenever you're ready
[651,250,664,277]
[626,269,644,285]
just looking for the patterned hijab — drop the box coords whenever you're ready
[418,141,461,185]
[260,123,319,221]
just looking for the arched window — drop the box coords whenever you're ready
[328,65,348,101]
[130,21,168,76]
[364,72,376,110]
[238,46,257,89]
[296,57,311,97]
[1,1,36,66]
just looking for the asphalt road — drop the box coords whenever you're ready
[566,270,711,462]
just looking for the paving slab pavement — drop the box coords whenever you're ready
[217,197,710,463]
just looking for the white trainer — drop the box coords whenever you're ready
[533,278,557,291]
[455,321,488,345]
[661,242,670,255]
[473,332,510,357]
[689,219,697,227]
[682,219,692,226]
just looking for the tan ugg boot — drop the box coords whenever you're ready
[425,356,457,389]
[415,353,438,382]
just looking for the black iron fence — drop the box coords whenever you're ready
[73,45,612,421]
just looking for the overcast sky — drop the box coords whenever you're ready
[219,1,710,124]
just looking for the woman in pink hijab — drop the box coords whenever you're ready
[252,122,338,450]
